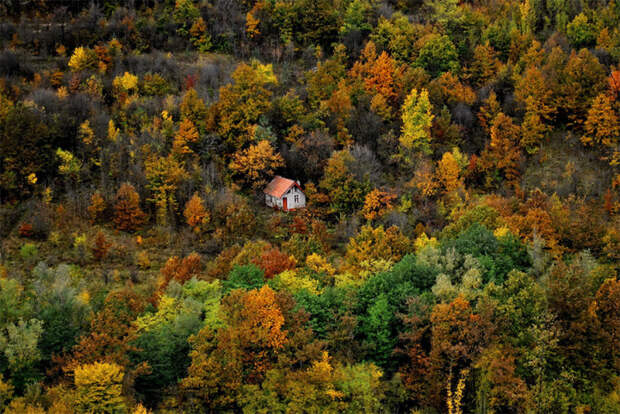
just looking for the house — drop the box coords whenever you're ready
[264,176,306,211]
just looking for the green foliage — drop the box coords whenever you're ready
[224,264,266,291]
[340,0,372,35]
[0,319,43,389]
[566,13,597,49]
[19,243,38,260]
[415,34,459,78]
[441,223,530,284]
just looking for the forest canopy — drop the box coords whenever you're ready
[0,0,619,412]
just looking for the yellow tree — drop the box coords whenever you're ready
[173,118,200,157]
[229,140,284,190]
[400,88,434,155]
[582,93,620,166]
[145,154,189,226]
[436,151,462,192]
[208,61,277,150]
[74,362,126,414]
[514,67,556,153]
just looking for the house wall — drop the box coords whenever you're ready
[283,186,306,210]
[265,186,306,210]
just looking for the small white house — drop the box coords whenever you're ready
[264,176,306,211]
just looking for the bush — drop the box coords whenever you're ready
[224,264,265,291]
[19,243,38,260]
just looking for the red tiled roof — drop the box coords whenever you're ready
[264,176,300,198]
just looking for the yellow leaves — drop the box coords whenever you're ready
[173,118,200,157]
[113,71,139,93]
[493,226,511,239]
[246,7,261,39]
[68,46,97,72]
[273,269,321,295]
[229,140,284,190]
[27,173,37,185]
[56,148,82,178]
[108,120,120,142]
[79,120,95,145]
[306,253,336,276]
[414,232,438,251]
[77,290,91,305]
[446,368,469,414]
[582,93,620,165]
[400,88,433,154]
[56,86,69,99]
[133,404,151,414]
[232,59,277,88]
[56,44,67,56]
[344,225,411,274]
[437,151,462,193]
[362,189,397,221]
[74,362,126,414]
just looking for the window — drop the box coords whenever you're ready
[294,195,299,203]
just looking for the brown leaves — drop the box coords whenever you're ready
[113,183,146,232]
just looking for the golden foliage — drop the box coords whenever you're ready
[229,140,284,190]
[74,362,126,414]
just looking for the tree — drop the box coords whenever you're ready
[514,67,555,153]
[74,362,126,414]
[252,247,297,279]
[182,286,287,410]
[158,252,202,293]
[415,34,459,78]
[400,88,434,155]
[557,49,606,127]
[172,118,200,157]
[180,88,207,131]
[144,153,188,226]
[208,61,277,150]
[113,183,146,232]
[436,151,462,192]
[566,13,596,49]
[224,265,265,291]
[362,189,397,221]
[481,113,522,186]
[582,93,620,165]
[319,149,370,215]
[88,192,106,224]
[68,47,97,72]
[344,225,411,274]
[340,0,372,35]
[229,140,284,191]
[184,193,209,232]
[429,296,488,408]
[468,43,502,87]
[0,319,43,390]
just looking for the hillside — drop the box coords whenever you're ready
[0,0,619,412]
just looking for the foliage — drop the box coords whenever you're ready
[74,362,126,414]
[113,183,146,232]
[400,89,434,155]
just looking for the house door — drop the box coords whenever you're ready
[282,197,288,211]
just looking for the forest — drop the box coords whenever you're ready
[0,0,619,412]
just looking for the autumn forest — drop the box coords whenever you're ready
[0,0,619,412]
